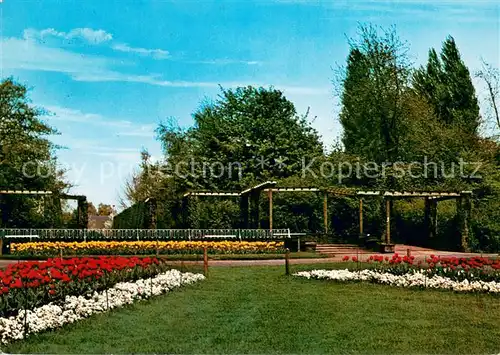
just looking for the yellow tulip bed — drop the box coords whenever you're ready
[10,240,285,257]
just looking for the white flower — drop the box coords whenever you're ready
[0,270,205,346]
[293,269,500,295]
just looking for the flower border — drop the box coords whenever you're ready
[0,269,205,345]
[294,269,500,294]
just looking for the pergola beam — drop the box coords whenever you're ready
[356,191,381,196]
[383,191,469,198]
[327,188,359,196]
[0,190,53,195]
[181,185,474,252]
[241,181,276,230]
[60,194,86,200]
[265,187,320,192]
[183,192,240,197]
[240,181,277,195]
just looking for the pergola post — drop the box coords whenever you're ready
[424,197,431,239]
[182,196,189,229]
[76,201,81,228]
[191,195,199,229]
[148,198,157,229]
[240,195,249,229]
[240,181,276,230]
[359,198,364,236]
[76,197,88,229]
[250,191,260,229]
[323,193,328,234]
[431,200,438,238]
[385,198,391,245]
[268,189,273,231]
[82,198,88,229]
[457,193,472,252]
[53,196,62,228]
[425,197,440,241]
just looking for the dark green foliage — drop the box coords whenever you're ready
[266,192,323,233]
[112,202,148,229]
[0,78,68,228]
[470,198,500,252]
[115,25,499,253]
[336,26,499,251]
[117,86,325,230]
[157,86,324,190]
[413,36,480,136]
[390,200,460,250]
[339,25,411,164]
[185,198,240,229]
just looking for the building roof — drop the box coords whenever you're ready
[88,215,113,229]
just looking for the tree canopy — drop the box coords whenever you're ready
[0,78,69,228]
[2,24,498,252]
[413,36,480,136]
[116,25,500,250]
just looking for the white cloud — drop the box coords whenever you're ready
[310,0,499,22]
[3,34,328,96]
[45,105,158,141]
[58,138,141,155]
[71,71,223,87]
[112,43,170,60]
[192,59,262,66]
[23,27,113,44]
[72,71,329,95]
[45,105,134,129]
[22,27,170,59]
[2,37,115,75]
[69,28,113,44]
[117,124,157,137]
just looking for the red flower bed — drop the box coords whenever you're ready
[425,255,500,270]
[342,254,500,282]
[343,253,416,265]
[0,256,168,318]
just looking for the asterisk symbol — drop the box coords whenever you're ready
[254,155,270,170]
[275,156,288,170]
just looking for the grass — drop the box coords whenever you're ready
[5,264,500,354]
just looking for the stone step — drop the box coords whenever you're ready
[316,244,367,254]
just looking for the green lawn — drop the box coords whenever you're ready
[5,264,500,354]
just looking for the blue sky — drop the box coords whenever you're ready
[1,0,499,208]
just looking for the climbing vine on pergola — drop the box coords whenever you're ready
[0,190,89,229]
[181,183,473,252]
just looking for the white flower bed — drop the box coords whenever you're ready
[294,269,500,294]
[0,269,205,345]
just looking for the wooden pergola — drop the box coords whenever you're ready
[182,181,277,229]
[181,184,473,252]
[0,190,88,229]
[357,190,472,252]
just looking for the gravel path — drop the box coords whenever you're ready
[1,244,497,269]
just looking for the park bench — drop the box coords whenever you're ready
[0,235,40,256]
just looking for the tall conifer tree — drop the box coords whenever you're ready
[413,36,480,135]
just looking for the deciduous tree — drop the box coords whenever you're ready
[0,78,69,227]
